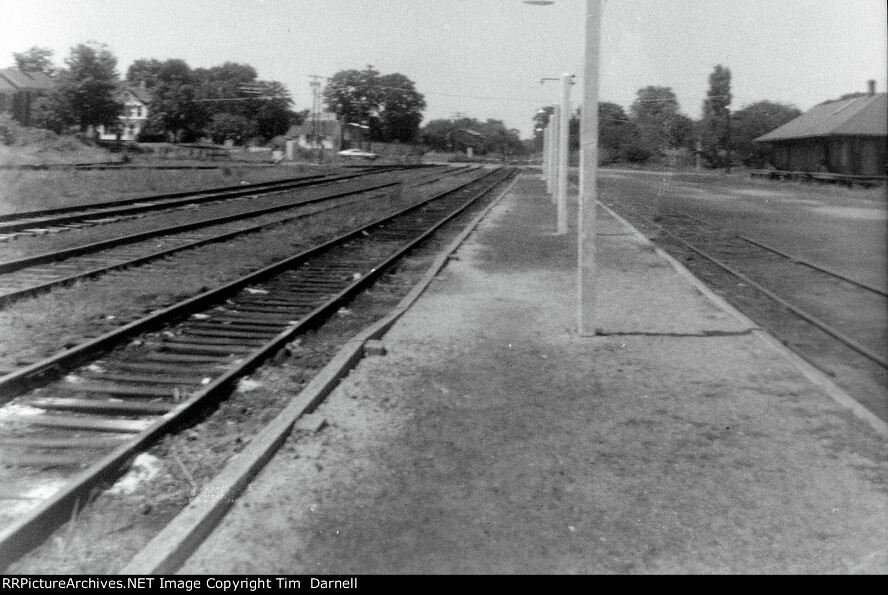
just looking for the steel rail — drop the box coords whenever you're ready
[0,191,387,308]
[737,235,888,298]
[0,165,474,306]
[0,166,513,570]
[0,167,423,234]
[642,216,888,370]
[646,208,888,299]
[0,169,500,400]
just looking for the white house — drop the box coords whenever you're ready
[285,112,343,152]
[99,85,151,141]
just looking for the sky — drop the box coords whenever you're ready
[1,0,885,138]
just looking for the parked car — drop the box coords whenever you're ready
[338,148,379,161]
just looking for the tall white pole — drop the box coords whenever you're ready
[578,0,601,335]
[545,124,552,186]
[550,105,560,204]
[557,73,572,235]
[541,123,549,182]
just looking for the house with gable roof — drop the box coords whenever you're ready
[0,68,55,126]
[99,84,152,141]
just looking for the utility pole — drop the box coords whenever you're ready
[308,74,323,162]
[725,109,732,174]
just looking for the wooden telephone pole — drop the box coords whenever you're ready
[308,74,323,162]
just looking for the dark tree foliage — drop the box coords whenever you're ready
[478,119,524,159]
[700,64,733,167]
[629,86,687,161]
[52,42,123,133]
[420,118,459,152]
[324,65,426,143]
[142,59,207,142]
[251,80,297,140]
[533,102,644,164]
[206,113,256,144]
[125,58,164,89]
[193,63,293,141]
[598,102,633,164]
[12,46,56,75]
[127,57,294,143]
[377,73,426,142]
[194,62,259,120]
[420,116,523,158]
[731,101,802,166]
[29,95,70,133]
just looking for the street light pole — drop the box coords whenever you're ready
[525,0,601,333]
[557,73,573,235]
[550,105,560,204]
[577,0,601,335]
[540,123,549,184]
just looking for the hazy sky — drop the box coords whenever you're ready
[1,0,885,138]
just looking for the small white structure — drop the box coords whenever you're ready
[285,112,343,152]
[99,84,151,141]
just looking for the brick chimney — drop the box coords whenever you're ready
[867,79,876,95]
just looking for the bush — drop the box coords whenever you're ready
[624,144,651,164]
[0,114,17,145]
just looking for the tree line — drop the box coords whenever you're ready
[10,46,803,166]
[12,43,301,144]
[531,65,802,168]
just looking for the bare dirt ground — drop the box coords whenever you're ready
[180,177,888,574]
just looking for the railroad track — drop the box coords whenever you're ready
[0,166,470,308]
[0,165,514,570]
[607,202,888,419]
[0,164,424,239]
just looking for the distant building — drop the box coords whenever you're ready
[754,81,887,176]
[286,112,343,152]
[0,68,55,126]
[98,84,152,141]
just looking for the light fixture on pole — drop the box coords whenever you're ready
[524,0,602,335]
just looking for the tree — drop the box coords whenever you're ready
[206,113,256,144]
[324,65,426,143]
[731,101,802,166]
[251,80,296,141]
[193,62,259,121]
[50,42,122,134]
[420,116,523,159]
[630,86,684,162]
[29,95,71,133]
[700,64,732,167]
[479,119,524,160]
[377,73,426,142]
[419,118,458,152]
[143,59,207,142]
[12,46,56,75]
[324,66,380,131]
[598,102,632,164]
[128,57,296,143]
[125,58,164,89]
